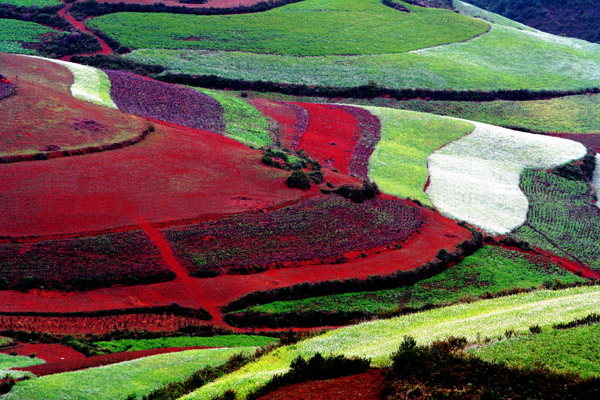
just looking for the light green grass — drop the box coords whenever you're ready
[5,348,255,400]
[0,0,61,6]
[197,88,271,147]
[364,107,474,205]
[95,335,277,353]
[127,23,600,91]
[0,336,12,346]
[182,286,600,399]
[240,246,584,314]
[0,19,54,55]
[88,0,488,56]
[473,324,600,378]
[0,354,44,370]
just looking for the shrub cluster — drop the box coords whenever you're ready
[71,54,165,76]
[0,4,69,29]
[160,73,600,102]
[382,336,600,399]
[37,31,101,58]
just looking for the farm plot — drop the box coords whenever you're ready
[0,118,308,238]
[165,196,423,277]
[0,354,44,370]
[511,168,600,270]
[0,231,174,291]
[5,348,254,400]
[87,0,488,55]
[251,99,308,150]
[1,344,85,363]
[473,324,600,379]
[95,335,277,353]
[0,19,54,55]
[365,107,474,206]
[233,246,585,317]
[550,133,600,153]
[0,53,147,159]
[197,88,270,147]
[127,24,600,91]
[106,70,225,134]
[183,286,600,399]
[425,121,586,234]
[0,0,61,6]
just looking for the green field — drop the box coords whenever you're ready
[0,19,54,55]
[88,0,488,56]
[5,348,255,400]
[236,246,584,315]
[127,22,600,91]
[0,0,61,7]
[95,335,277,353]
[0,354,44,370]
[198,89,271,147]
[512,169,600,270]
[473,324,600,378]
[183,286,600,399]
[365,107,473,205]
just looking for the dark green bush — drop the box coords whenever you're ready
[286,170,311,190]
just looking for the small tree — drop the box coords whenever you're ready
[286,171,311,190]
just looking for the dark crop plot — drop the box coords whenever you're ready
[165,196,423,277]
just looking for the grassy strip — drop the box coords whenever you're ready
[94,335,277,353]
[197,88,271,147]
[365,107,474,206]
[234,246,585,316]
[4,348,255,400]
[183,286,600,399]
[87,0,488,56]
[0,354,44,370]
[0,0,61,7]
[0,18,53,54]
[472,324,600,379]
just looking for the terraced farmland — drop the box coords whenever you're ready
[87,0,488,55]
[0,19,54,55]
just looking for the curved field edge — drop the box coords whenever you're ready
[86,0,489,56]
[364,107,475,206]
[472,324,600,379]
[5,348,255,400]
[126,24,600,91]
[182,285,600,399]
[0,19,54,55]
[233,245,585,316]
[23,55,116,108]
[425,121,586,234]
[94,335,277,353]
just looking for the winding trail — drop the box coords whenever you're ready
[58,0,114,58]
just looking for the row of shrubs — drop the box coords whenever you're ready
[222,229,483,315]
[160,73,600,102]
[69,0,304,20]
[71,54,166,76]
[0,4,69,29]
[0,124,154,165]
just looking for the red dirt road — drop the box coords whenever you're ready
[59,1,113,56]
[0,206,471,331]
[0,120,311,238]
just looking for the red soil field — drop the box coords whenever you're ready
[258,369,387,400]
[0,119,313,239]
[15,346,221,376]
[0,53,147,159]
[251,99,308,151]
[290,103,359,174]
[74,0,281,9]
[0,205,471,332]
[1,343,85,363]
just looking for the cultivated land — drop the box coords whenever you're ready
[0,19,53,54]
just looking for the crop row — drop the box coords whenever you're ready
[105,69,225,133]
[0,18,53,54]
[250,99,308,150]
[426,121,586,234]
[0,82,15,100]
[0,231,174,291]
[165,195,423,277]
[512,167,600,270]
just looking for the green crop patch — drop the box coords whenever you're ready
[88,0,488,56]
[0,0,61,6]
[512,168,600,271]
[5,348,255,400]
[473,324,600,378]
[95,335,277,353]
[0,19,54,55]
[0,354,44,370]
[365,107,474,205]
[197,88,271,147]
[238,246,585,315]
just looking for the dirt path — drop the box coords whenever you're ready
[58,1,114,58]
